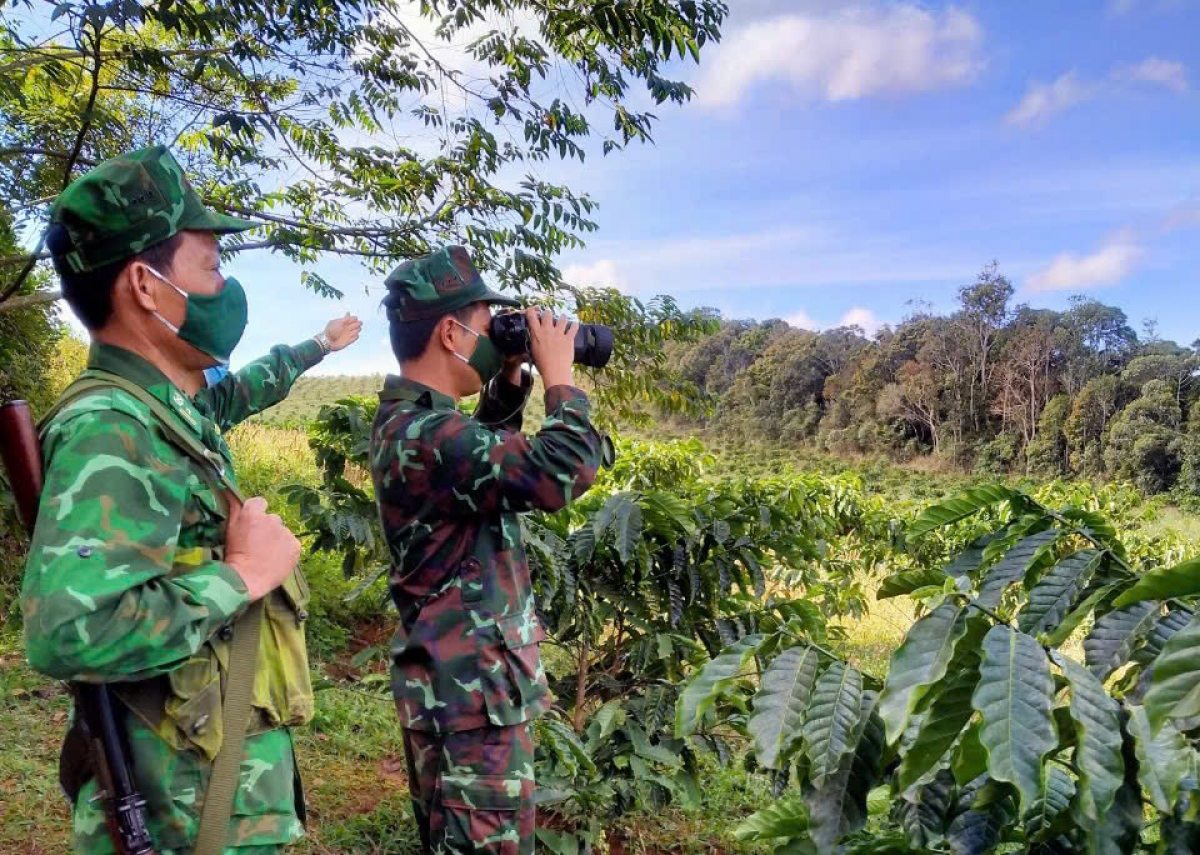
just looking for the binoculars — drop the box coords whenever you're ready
[490,311,614,369]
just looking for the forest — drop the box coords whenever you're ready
[666,264,1200,499]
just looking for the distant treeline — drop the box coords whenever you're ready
[667,264,1200,496]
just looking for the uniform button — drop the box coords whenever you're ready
[191,714,209,734]
[77,546,93,558]
[218,625,234,642]
[465,558,481,572]
[297,609,309,623]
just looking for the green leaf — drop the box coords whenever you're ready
[675,634,764,737]
[909,485,1021,537]
[879,603,968,744]
[734,794,810,842]
[1090,715,1143,855]
[945,804,1009,855]
[951,721,987,786]
[751,646,821,769]
[1133,607,1192,665]
[804,662,865,787]
[1023,765,1074,842]
[535,828,581,855]
[1145,611,1200,731]
[1112,557,1200,608]
[1019,550,1103,636]
[1083,601,1159,681]
[1053,653,1124,831]
[1042,582,1118,647]
[1127,705,1191,812]
[878,567,950,600]
[586,699,626,747]
[894,616,989,791]
[805,694,885,855]
[971,626,1057,813]
[976,529,1061,610]
[895,770,953,847]
[615,500,643,564]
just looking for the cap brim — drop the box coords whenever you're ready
[185,209,258,235]
[480,286,519,308]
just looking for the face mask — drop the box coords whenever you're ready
[451,319,503,387]
[144,265,248,364]
[203,365,230,387]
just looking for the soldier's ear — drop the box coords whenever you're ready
[123,261,161,314]
[436,314,460,355]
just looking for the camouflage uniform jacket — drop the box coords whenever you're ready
[370,374,602,732]
[21,340,324,852]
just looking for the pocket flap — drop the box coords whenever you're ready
[495,611,546,651]
[170,677,223,761]
[441,773,531,811]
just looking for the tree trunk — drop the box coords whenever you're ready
[572,636,590,733]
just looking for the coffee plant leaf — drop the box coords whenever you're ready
[1053,653,1124,829]
[751,645,822,770]
[674,634,764,737]
[878,567,950,601]
[879,602,968,744]
[1112,557,1200,608]
[1083,601,1159,681]
[733,793,810,842]
[1019,550,1103,637]
[976,529,1061,611]
[972,626,1057,813]
[908,485,1022,537]
[894,616,988,791]
[1127,704,1191,812]
[804,661,865,787]
[1022,765,1074,842]
[804,693,884,855]
[1145,611,1200,731]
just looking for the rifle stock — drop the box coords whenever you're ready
[0,398,157,855]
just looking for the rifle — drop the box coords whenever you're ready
[0,399,157,855]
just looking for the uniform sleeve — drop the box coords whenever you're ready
[195,338,324,431]
[473,367,532,433]
[384,385,602,516]
[21,409,251,683]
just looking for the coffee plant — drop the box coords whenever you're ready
[679,484,1200,854]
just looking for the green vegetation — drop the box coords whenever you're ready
[251,376,386,426]
[2,414,1199,851]
[667,264,1200,501]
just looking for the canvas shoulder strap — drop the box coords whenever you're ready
[43,371,262,855]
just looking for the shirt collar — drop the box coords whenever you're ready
[380,375,456,412]
[87,343,207,437]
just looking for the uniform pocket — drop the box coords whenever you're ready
[259,568,314,726]
[480,612,548,727]
[439,773,533,855]
[165,667,224,760]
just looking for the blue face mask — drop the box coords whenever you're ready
[203,365,230,388]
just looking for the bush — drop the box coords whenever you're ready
[974,432,1022,475]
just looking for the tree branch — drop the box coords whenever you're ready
[0,15,104,307]
[0,289,62,313]
[0,147,97,166]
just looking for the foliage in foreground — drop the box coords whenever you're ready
[681,484,1200,853]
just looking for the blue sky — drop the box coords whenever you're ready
[216,0,1200,374]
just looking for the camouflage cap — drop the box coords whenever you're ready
[49,145,255,273]
[383,246,519,322]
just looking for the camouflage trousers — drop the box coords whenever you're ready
[402,723,536,854]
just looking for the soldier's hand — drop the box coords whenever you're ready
[225,496,301,601]
[324,313,363,352]
[527,307,576,389]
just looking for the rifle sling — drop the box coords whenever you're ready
[43,372,261,854]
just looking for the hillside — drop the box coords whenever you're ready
[252,375,386,424]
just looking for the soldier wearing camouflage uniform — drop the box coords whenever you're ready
[370,247,602,853]
[21,145,360,854]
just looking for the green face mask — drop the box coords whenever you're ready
[452,319,503,386]
[145,265,248,364]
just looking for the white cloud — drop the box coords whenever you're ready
[1005,71,1094,125]
[1026,230,1142,292]
[837,307,883,335]
[695,3,984,108]
[786,310,819,330]
[1116,57,1189,93]
[562,259,628,292]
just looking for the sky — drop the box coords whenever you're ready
[211,1,1200,374]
